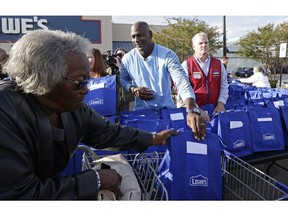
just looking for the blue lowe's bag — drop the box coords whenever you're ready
[124,118,173,153]
[199,103,215,120]
[247,107,285,152]
[84,75,117,116]
[279,106,288,146]
[199,103,216,131]
[157,130,222,200]
[119,108,160,125]
[215,110,253,157]
[160,107,188,130]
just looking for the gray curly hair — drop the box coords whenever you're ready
[4,29,92,95]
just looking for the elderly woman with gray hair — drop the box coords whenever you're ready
[0,29,179,200]
[239,66,271,88]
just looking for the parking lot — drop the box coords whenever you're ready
[273,73,288,88]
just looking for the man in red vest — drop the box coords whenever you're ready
[180,32,228,123]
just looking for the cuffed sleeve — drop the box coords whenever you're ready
[74,169,99,200]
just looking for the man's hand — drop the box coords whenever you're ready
[184,98,206,140]
[200,108,211,123]
[133,86,154,100]
[212,102,226,116]
[186,112,206,140]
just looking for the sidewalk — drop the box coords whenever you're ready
[273,73,288,88]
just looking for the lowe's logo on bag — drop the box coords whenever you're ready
[89,98,104,106]
[263,133,275,141]
[190,174,208,187]
[233,140,245,148]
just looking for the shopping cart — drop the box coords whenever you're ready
[77,145,168,200]
[77,145,288,201]
[222,150,288,200]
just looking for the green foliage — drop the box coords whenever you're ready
[152,17,222,62]
[237,22,288,78]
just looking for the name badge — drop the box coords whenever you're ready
[193,72,201,79]
[213,71,220,76]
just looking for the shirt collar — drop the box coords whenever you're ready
[193,55,210,64]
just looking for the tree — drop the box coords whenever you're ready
[152,17,222,62]
[237,22,288,79]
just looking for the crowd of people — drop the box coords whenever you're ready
[0,21,271,200]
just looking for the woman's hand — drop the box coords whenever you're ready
[152,129,179,146]
[97,169,123,200]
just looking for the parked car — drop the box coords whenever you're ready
[276,65,288,74]
[234,67,254,78]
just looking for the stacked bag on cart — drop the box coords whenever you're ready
[157,130,222,200]
[247,106,285,152]
[226,81,288,110]
[119,108,172,153]
[210,81,288,157]
[211,106,285,156]
[279,106,288,147]
[118,108,222,200]
[211,109,253,157]
[211,82,288,157]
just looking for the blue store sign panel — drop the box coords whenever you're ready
[0,16,101,43]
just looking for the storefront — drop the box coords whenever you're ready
[0,16,114,53]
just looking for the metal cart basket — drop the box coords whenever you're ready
[77,145,288,201]
[222,150,288,200]
[78,145,168,200]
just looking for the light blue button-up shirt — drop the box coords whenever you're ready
[120,43,195,111]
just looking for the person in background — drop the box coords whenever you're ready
[0,48,9,80]
[239,66,271,88]
[87,48,109,78]
[114,48,126,68]
[181,32,229,123]
[120,21,206,140]
[113,48,135,112]
[0,29,179,200]
[221,56,229,70]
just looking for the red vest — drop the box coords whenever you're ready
[187,56,221,106]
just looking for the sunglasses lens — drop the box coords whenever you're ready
[79,80,88,89]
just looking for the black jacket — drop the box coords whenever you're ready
[0,80,151,200]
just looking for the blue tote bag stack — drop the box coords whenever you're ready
[84,75,117,116]
[160,107,189,130]
[123,117,172,153]
[279,106,288,147]
[119,108,160,125]
[157,130,222,200]
[212,110,253,157]
[247,107,285,152]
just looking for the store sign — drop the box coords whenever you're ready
[279,43,287,58]
[0,16,101,43]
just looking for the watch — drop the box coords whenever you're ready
[186,107,201,115]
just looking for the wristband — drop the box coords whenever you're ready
[186,107,201,115]
[94,170,101,189]
[152,132,157,146]
[133,88,139,96]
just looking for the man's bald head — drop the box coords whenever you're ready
[131,21,150,32]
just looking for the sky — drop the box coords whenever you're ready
[2,0,287,45]
[112,15,288,43]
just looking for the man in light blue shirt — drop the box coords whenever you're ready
[119,21,206,140]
